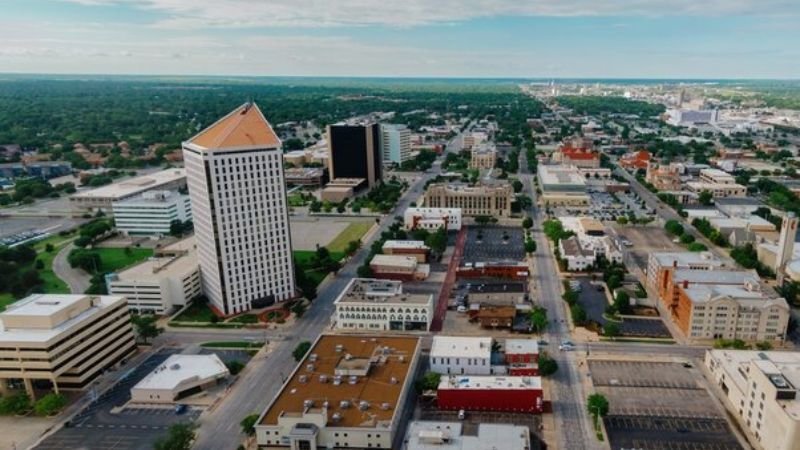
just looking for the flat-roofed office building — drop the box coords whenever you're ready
[424,183,512,217]
[0,294,136,397]
[334,278,433,331]
[70,168,186,212]
[112,190,192,237]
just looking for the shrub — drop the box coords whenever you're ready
[34,393,66,416]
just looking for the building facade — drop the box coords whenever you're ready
[183,102,295,316]
[0,294,136,397]
[430,336,493,376]
[424,183,512,217]
[469,146,496,170]
[69,168,186,212]
[333,278,433,331]
[112,190,192,236]
[380,124,411,165]
[437,376,544,413]
[404,207,463,231]
[705,350,800,450]
[327,122,382,187]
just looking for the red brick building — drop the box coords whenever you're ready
[437,375,543,413]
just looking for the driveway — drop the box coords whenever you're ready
[52,243,91,294]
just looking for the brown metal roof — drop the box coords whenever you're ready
[187,102,280,150]
[260,335,419,428]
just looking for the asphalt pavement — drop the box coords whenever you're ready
[52,242,91,294]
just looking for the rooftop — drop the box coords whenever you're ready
[560,236,591,258]
[467,282,526,294]
[371,254,419,269]
[672,269,759,286]
[259,335,420,428]
[537,165,587,187]
[431,336,491,359]
[71,169,186,200]
[113,189,186,206]
[439,375,541,391]
[185,102,280,151]
[505,339,539,356]
[0,294,125,343]
[383,240,429,251]
[113,243,198,281]
[335,278,432,305]
[132,354,228,392]
[651,251,724,268]
[405,421,531,450]
[682,283,788,308]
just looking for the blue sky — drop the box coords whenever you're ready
[1,0,798,78]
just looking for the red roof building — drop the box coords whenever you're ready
[556,145,600,168]
[619,150,651,170]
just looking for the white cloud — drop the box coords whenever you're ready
[62,0,798,29]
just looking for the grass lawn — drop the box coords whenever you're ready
[326,222,373,253]
[293,250,346,289]
[93,247,153,272]
[229,313,259,324]
[288,193,309,207]
[173,301,217,322]
[0,293,16,312]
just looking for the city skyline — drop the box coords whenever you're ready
[1,0,799,79]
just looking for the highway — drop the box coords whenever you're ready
[519,150,603,450]
[191,132,466,450]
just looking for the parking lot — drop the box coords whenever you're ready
[574,278,671,338]
[37,349,201,450]
[589,360,742,450]
[463,226,525,262]
[613,225,683,271]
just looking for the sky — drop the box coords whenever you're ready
[1,0,799,79]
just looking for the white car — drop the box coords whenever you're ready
[559,344,575,351]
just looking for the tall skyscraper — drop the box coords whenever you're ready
[327,122,382,187]
[380,124,411,166]
[182,102,295,316]
[775,212,798,273]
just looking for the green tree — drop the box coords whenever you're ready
[415,372,441,393]
[0,392,31,415]
[240,413,260,436]
[538,352,559,376]
[130,314,162,344]
[474,215,491,226]
[529,306,548,333]
[587,393,610,418]
[512,179,524,193]
[603,322,620,337]
[524,239,536,253]
[226,360,245,376]
[34,392,67,416]
[522,217,533,229]
[570,304,587,324]
[67,249,101,273]
[613,291,630,314]
[680,233,695,244]
[293,341,312,362]
[698,190,713,206]
[154,423,197,450]
[664,220,684,236]
[345,240,360,256]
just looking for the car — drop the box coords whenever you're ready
[537,339,549,346]
[174,404,187,415]
[559,344,575,351]
[561,339,575,346]
[457,305,467,313]
[458,409,466,420]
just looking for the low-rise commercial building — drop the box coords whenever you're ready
[333,278,433,331]
[130,354,229,404]
[382,240,429,262]
[255,334,421,450]
[705,350,800,450]
[437,375,543,413]
[467,282,527,307]
[381,124,412,165]
[537,165,590,206]
[456,261,529,280]
[107,238,201,314]
[370,254,430,281]
[430,336,492,376]
[424,183,512,217]
[699,168,737,185]
[474,306,516,329]
[646,251,725,292]
[404,421,532,450]
[112,190,192,236]
[504,339,539,376]
[619,150,651,170]
[70,168,186,212]
[284,167,326,187]
[645,162,681,191]
[321,178,366,203]
[686,181,747,198]
[559,236,595,271]
[553,145,600,168]
[0,294,136,397]
[404,207,462,231]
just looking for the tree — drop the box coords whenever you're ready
[698,190,713,206]
[616,216,628,225]
[67,249,101,273]
[613,291,630,314]
[293,341,311,362]
[664,220,684,237]
[512,179,523,193]
[529,306,548,333]
[538,352,559,376]
[345,240,360,256]
[603,322,620,337]
[0,392,31,415]
[154,423,197,450]
[45,243,55,253]
[291,302,307,318]
[130,314,162,344]
[34,392,67,416]
[357,264,373,278]
[522,217,533,229]
[570,304,587,324]
[680,233,695,244]
[524,239,536,253]
[415,371,441,393]
[587,393,610,418]
[425,227,447,254]
[240,413,260,436]
[474,215,491,226]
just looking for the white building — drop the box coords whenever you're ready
[404,421,531,450]
[699,168,736,185]
[381,124,412,165]
[404,207,462,231]
[334,278,433,331]
[130,354,229,404]
[0,294,136,397]
[430,336,493,375]
[666,109,719,126]
[107,238,201,314]
[183,102,296,316]
[70,168,186,212]
[705,350,800,450]
[112,190,192,237]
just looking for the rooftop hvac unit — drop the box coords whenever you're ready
[319,374,328,383]
[335,344,344,353]
[306,364,315,372]
[345,353,353,361]
[399,356,406,363]
[390,377,398,385]
[332,412,342,422]
[333,375,342,386]
[349,376,358,385]
[299,375,308,384]
[359,401,370,411]
[339,400,350,409]
[303,399,314,409]
[380,402,391,411]
[309,353,318,362]
[170,364,181,370]
[322,401,329,409]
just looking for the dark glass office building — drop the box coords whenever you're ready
[327,123,382,187]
